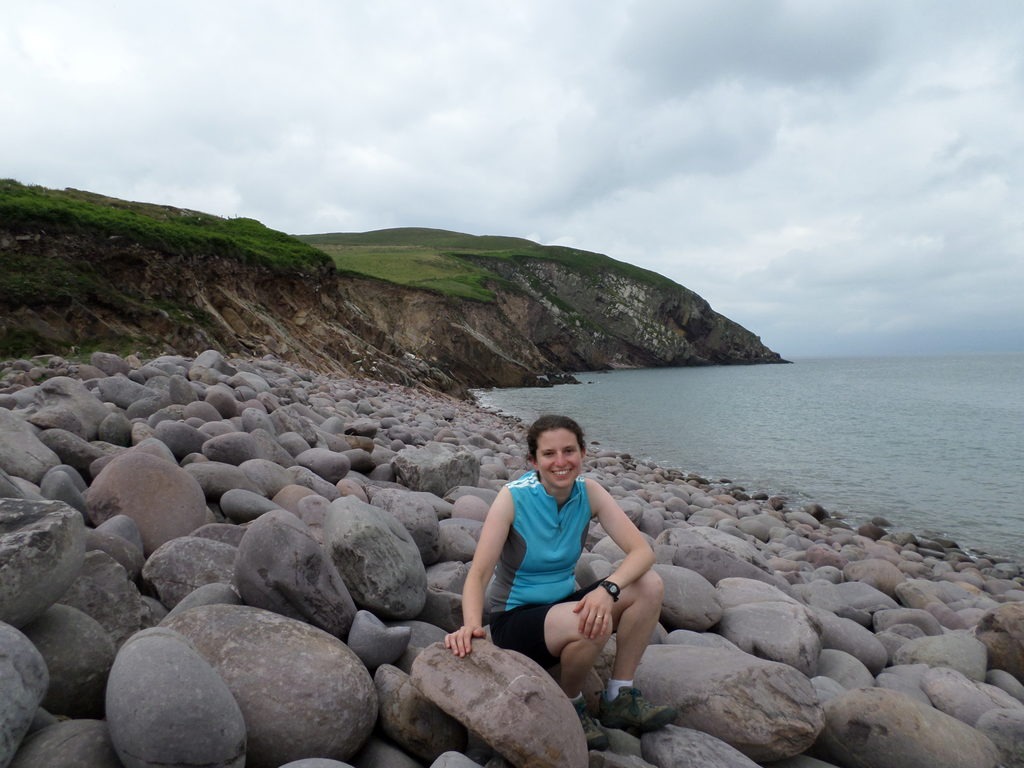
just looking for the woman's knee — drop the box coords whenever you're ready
[630,568,664,603]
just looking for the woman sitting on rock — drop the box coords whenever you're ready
[444,414,676,750]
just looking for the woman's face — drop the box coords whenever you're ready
[530,427,584,496]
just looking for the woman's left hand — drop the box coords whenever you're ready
[572,589,614,639]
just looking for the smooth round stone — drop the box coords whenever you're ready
[0,622,49,768]
[39,467,87,514]
[95,514,145,553]
[204,386,240,418]
[201,432,262,465]
[85,527,144,581]
[20,604,115,718]
[234,510,356,638]
[0,499,85,628]
[162,582,243,623]
[58,550,144,648]
[219,488,279,524]
[184,460,261,501]
[106,627,246,768]
[142,537,238,609]
[183,400,224,422]
[239,458,295,497]
[87,451,208,556]
[163,605,377,768]
[347,610,412,671]
[10,719,122,768]
[296,448,351,484]
[154,420,209,460]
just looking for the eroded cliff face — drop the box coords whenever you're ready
[0,230,784,397]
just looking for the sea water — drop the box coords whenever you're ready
[474,353,1024,560]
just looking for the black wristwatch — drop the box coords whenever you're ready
[599,580,620,601]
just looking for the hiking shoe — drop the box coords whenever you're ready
[573,696,609,751]
[599,687,676,732]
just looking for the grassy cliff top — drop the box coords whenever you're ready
[298,227,679,301]
[0,179,331,272]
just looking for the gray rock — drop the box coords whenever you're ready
[814,608,888,675]
[58,550,143,648]
[640,724,761,767]
[0,499,85,628]
[0,409,60,484]
[873,607,943,636]
[324,496,428,620]
[23,377,110,440]
[814,648,875,691]
[201,431,262,465]
[375,664,467,762]
[652,564,722,631]
[91,352,131,376]
[891,631,989,681]
[811,675,848,705]
[9,718,121,768]
[974,708,1024,768]
[876,666,933,706]
[105,627,246,768]
[370,488,442,566]
[184,460,262,501]
[154,419,209,460]
[87,451,208,555]
[819,687,1000,768]
[0,467,25,500]
[0,622,48,768]
[347,610,412,671]
[717,601,821,676]
[234,509,357,638]
[279,761,354,768]
[417,588,463,632]
[436,521,478,563]
[411,640,587,768]
[427,754,481,768]
[296,447,351,484]
[37,428,111,476]
[921,666,1024,726]
[634,644,823,762]
[219,487,279,523]
[239,458,295,497]
[39,466,87,514]
[351,737,422,768]
[671,544,783,588]
[95,376,150,409]
[142,537,238,609]
[987,669,1024,703]
[164,605,377,768]
[98,411,132,446]
[20,604,115,718]
[162,582,243,622]
[95,514,144,553]
[85,527,144,580]
[664,629,744,652]
[393,442,480,498]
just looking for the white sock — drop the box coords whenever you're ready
[569,693,584,704]
[606,679,633,700]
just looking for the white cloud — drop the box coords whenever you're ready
[3,0,1023,357]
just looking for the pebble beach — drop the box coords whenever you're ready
[2,350,1023,768]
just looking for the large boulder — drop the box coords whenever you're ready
[105,627,246,768]
[392,442,480,498]
[0,410,60,487]
[0,499,85,628]
[22,376,110,440]
[9,719,122,768]
[163,605,376,768]
[891,631,988,681]
[652,564,722,631]
[634,644,823,762]
[142,537,238,609]
[640,725,762,768]
[369,488,442,566]
[323,496,427,620]
[20,604,115,719]
[58,550,144,648]
[374,664,467,762]
[717,601,822,676]
[0,622,48,768]
[233,510,356,638]
[975,603,1024,683]
[411,640,587,768]
[87,451,208,555]
[819,687,1000,768]
[920,666,1024,727]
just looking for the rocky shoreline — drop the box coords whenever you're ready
[1,350,1023,768]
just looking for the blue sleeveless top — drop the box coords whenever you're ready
[486,471,592,613]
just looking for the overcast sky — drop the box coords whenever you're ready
[4,2,1023,358]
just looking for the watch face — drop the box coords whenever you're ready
[602,581,619,596]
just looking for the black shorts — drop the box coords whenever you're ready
[489,580,602,669]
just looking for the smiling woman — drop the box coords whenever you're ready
[443,413,676,751]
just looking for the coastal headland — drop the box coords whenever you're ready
[1,349,1022,768]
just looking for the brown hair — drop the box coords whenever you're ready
[526,414,585,460]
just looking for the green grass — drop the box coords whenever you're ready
[0,179,330,272]
[299,227,679,302]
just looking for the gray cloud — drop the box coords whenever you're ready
[3,0,1022,358]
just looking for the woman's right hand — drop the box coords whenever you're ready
[444,624,485,657]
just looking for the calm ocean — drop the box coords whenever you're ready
[474,353,1024,561]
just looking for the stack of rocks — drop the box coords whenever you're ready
[1,350,1022,768]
